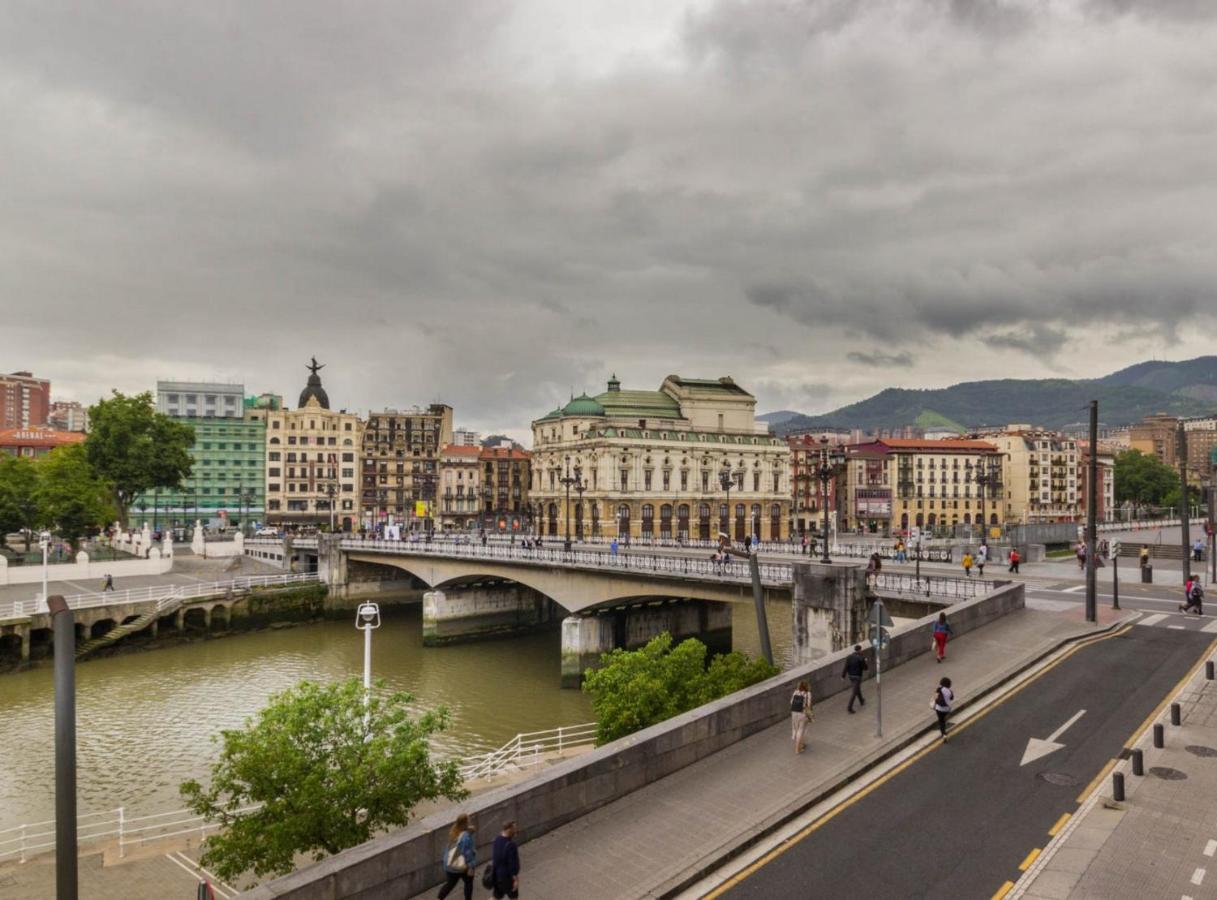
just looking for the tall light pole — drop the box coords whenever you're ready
[719,462,733,544]
[39,530,51,604]
[814,437,845,564]
[560,457,583,552]
[354,602,380,730]
[1085,400,1098,623]
[574,476,586,543]
[1178,421,1191,587]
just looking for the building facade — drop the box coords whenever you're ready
[0,372,51,429]
[0,427,85,459]
[437,444,482,531]
[47,401,89,432]
[979,426,1079,523]
[1131,414,1217,480]
[129,382,268,530]
[1077,441,1117,523]
[837,438,1003,536]
[530,375,790,542]
[480,444,531,532]
[360,404,453,531]
[788,435,842,536]
[263,361,362,531]
[452,429,481,447]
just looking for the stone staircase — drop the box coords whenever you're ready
[75,588,187,659]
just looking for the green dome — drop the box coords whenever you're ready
[562,393,606,416]
[537,407,565,422]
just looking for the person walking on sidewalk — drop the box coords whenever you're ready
[102,573,115,592]
[842,645,868,714]
[790,680,814,753]
[976,543,988,577]
[437,814,476,900]
[1007,548,1020,574]
[932,613,954,663]
[961,550,973,578]
[490,820,521,899]
[933,677,954,743]
[1181,575,1204,615]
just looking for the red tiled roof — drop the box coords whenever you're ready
[860,438,998,452]
[441,444,482,457]
[479,446,531,461]
[0,427,86,449]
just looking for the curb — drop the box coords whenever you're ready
[657,612,1137,899]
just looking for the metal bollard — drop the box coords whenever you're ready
[1207,660,1214,680]
[1131,748,1144,776]
[1171,703,1182,726]
[1154,723,1165,748]
[1112,771,1125,802]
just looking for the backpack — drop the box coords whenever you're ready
[791,692,805,713]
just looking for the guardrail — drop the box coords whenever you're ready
[0,722,597,865]
[866,571,995,600]
[0,572,321,620]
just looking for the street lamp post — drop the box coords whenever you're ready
[574,478,586,542]
[354,602,380,730]
[813,437,845,564]
[719,462,733,545]
[39,530,51,604]
[560,457,583,552]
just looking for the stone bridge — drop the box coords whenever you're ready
[249,537,997,685]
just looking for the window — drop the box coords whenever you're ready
[620,468,629,491]
[268,499,281,510]
[269,468,281,477]
[681,470,689,491]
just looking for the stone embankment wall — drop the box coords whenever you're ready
[246,580,1025,900]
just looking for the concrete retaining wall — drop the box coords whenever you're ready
[246,580,1024,900]
[0,549,173,586]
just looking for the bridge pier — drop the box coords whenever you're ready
[790,562,871,665]
[561,615,615,689]
[19,628,30,663]
[173,609,184,632]
[422,585,554,645]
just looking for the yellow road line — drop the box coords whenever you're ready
[1048,812,1071,837]
[992,880,1015,900]
[1018,848,1041,871]
[701,625,1131,899]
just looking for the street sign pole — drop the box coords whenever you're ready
[1111,540,1121,610]
[870,599,893,738]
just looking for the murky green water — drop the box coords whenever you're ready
[0,601,591,831]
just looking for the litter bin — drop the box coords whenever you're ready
[1141,565,1153,584]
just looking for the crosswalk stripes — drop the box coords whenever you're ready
[1138,613,1168,627]
[1131,611,1214,632]
[1203,618,1217,633]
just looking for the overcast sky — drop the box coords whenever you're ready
[3,0,1215,443]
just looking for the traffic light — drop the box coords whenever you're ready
[1111,541,1121,558]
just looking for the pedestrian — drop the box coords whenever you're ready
[1139,544,1150,568]
[1181,575,1204,615]
[1007,547,1020,574]
[961,550,973,578]
[842,644,868,714]
[895,539,906,563]
[790,679,814,753]
[801,534,809,556]
[744,535,752,554]
[866,552,880,575]
[490,820,521,899]
[102,573,115,592]
[932,677,954,742]
[932,612,954,663]
[1076,541,1087,571]
[976,543,987,577]
[1194,538,1205,563]
[437,813,476,900]
[610,537,619,559]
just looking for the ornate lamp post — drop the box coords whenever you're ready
[719,461,733,543]
[967,456,1003,544]
[560,456,583,552]
[574,477,587,542]
[814,436,846,564]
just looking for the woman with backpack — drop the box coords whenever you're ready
[932,677,954,743]
[1181,575,1205,615]
[790,680,814,754]
[932,613,954,663]
[437,813,476,899]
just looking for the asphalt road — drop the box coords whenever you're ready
[718,625,1216,900]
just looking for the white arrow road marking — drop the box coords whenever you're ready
[1021,709,1087,767]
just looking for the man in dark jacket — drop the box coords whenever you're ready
[491,821,520,899]
[842,644,869,713]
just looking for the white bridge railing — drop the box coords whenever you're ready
[0,722,597,865]
[0,572,321,620]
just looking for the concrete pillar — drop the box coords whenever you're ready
[147,619,159,639]
[173,609,184,632]
[561,615,615,688]
[317,534,348,590]
[203,608,213,630]
[790,562,870,666]
[423,586,549,646]
[20,627,30,663]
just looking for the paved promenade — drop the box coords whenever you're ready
[407,604,1129,900]
[1015,631,1217,900]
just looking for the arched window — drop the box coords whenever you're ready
[617,504,631,538]
[641,504,654,536]
[574,501,584,539]
[915,512,924,528]
[678,504,690,540]
[750,503,762,539]
[698,503,711,541]
[591,502,600,536]
[547,502,558,537]
[269,437,280,444]
[734,503,746,541]
[770,503,782,541]
[660,504,673,539]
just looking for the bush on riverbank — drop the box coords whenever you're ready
[583,633,778,745]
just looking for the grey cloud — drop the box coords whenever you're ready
[847,351,916,368]
[981,325,1070,359]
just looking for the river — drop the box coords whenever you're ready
[0,599,592,832]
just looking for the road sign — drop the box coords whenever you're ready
[869,600,893,628]
[910,526,921,542]
[1111,540,1121,558]
[1020,709,1086,766]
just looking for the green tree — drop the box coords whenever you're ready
[37,445,116,550]
[85,391,194,523]
[0,455,43,550]
[180,678,466,884]
[583,633,778,745]
[1113,449,1178,509]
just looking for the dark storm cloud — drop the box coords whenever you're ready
[847,351,916,369]
[1,0,1215,432]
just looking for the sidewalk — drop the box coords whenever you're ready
[1014,632,1217,899]
[411,605,1129,900]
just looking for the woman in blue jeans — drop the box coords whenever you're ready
[437,814,476,900]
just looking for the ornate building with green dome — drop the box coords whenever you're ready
[530,375,791,543]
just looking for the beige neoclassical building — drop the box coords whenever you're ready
[530,375,791,543]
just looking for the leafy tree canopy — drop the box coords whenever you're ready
[36,445,115,549]
[583,633,778,745]
[85,391,194,520]
[0,455,43,549]
[180,678,466,884]
[1113,449,1179,508]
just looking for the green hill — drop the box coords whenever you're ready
[771,357,1217,435]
